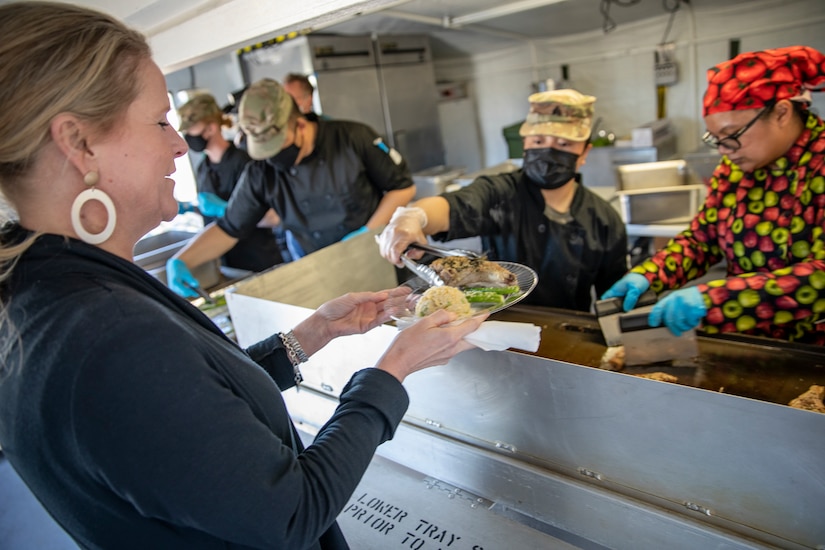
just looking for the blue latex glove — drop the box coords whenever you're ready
[648,286,707,337]
[341,226,369,241]
[601,272,651,312]
[177,201,196,215]
[197,192,228,218]
[285,231,305,260]
[166,258,199,298]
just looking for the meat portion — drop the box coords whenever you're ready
[599,345,625,371]
[634,372,678,383]
[430,256,517,288]
[788,385,825,413]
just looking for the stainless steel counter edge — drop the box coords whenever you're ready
[286,386,790,550]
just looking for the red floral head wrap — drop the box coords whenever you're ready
[702,45,825,116]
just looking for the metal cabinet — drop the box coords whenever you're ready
[241,34,445,172]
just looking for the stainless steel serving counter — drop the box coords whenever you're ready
[227,232,825,549]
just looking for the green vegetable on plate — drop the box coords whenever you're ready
[465,285,520,295]
[463,290,505,305]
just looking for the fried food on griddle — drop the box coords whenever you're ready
[599,346,625,371]
[634,372,678,383]
[430,256,517,288]
[788,385,825,413]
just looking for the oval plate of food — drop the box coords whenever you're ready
[389,258,538,325]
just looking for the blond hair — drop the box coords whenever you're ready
[0,2,150,366]
[0,1,149,277]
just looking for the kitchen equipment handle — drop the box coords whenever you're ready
[184,281,215,305]
[637,289,658,308]
[595,289,657,317]
[619,311,653,333]
[594,297,623,317]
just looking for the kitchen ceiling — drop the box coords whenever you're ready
[318,0,755,59]
[0,0,756,66]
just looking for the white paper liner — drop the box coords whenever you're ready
[464,320,541,352]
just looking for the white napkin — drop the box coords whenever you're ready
[464,321,541,352]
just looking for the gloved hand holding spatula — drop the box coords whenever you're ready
[600,272,650,311]
[599,274,700,366]
[649,287,707,337]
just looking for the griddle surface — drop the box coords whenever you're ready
[492,305,825,407]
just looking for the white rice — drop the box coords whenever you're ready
[415,286,472,317]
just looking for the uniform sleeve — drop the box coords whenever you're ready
[350,123,414,192]
[438,175,517,241]
[71,297,409,548]
[630,172,726,292]
[697,257,825,335]
[631,143,825,337]
[696,168,825,336]
[216,161,272,240]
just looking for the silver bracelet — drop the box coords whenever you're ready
[279,330,308,385]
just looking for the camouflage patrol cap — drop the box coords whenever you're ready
[519,89,596,142]
[177,94,222,133]
[239,79,296,160]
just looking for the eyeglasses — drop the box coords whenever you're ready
[702,106,769,152]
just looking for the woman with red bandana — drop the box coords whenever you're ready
[603,45,825,345]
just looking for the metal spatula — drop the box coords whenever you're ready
[594,290,658,347]
[618,306,699,366]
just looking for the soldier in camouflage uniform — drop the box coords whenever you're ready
[379,89,628,312]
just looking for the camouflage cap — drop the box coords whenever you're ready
[239,79,295,160]
[177,94,222,133]
[519,89,596,142]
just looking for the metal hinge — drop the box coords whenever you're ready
[578,468,604,481]
[683,501,713,516]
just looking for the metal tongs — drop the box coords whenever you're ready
[184,281,215,305]
[405,242,485,259]
[399,243,485,287]
[400,254,444,287]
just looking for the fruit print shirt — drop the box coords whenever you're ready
[631,111,825,344]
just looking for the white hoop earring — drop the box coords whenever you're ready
[71,187,117,245]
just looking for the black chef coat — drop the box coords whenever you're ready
[194,144,282,272]
[217,120,414,255]
[436,170,628,311]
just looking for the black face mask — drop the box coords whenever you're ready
[185,133,208,153]
[523,147,580,190]
[270,144,300,169]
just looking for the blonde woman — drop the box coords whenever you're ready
[0,3,485,549]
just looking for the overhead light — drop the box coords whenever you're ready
[452,0,568,26]
[381,9,444,27]
[381,8,532,40]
